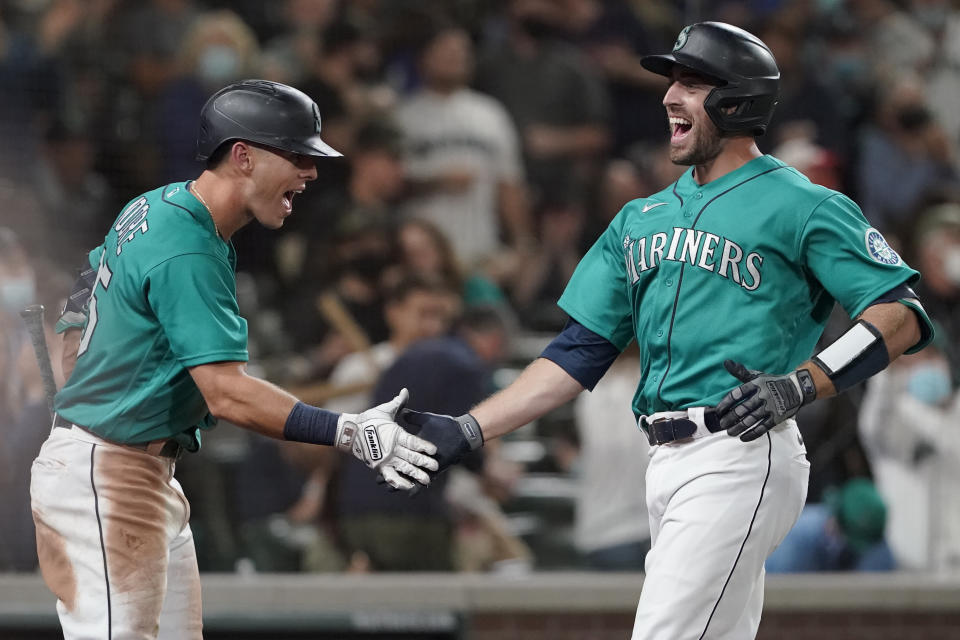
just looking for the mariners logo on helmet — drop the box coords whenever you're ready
[312,103,322,135]
[673,26,691,52]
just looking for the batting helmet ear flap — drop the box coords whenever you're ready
[703,82,780,136]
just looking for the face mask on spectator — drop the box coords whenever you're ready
[943,247,960,286]
[198,45,241,84]
[907,362,953,406]
[0,276,35,312]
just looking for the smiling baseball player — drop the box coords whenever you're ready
[30,80,437,639]
[392,22,934,639]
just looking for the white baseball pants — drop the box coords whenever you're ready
[633,418,809,640]
[30,425,202,639]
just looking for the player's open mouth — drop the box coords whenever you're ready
[282,187,304,213]
[670,116,693,142]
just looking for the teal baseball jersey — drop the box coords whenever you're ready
[55,182,248,448]
[559,155,933,416]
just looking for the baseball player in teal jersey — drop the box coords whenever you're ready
[392,23,934,639]
[30,80,438,639]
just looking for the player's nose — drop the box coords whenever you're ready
[663,82,683,107]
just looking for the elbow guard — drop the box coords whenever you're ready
[811,319,889,393]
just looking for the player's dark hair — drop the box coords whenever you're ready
[205,141,234,169]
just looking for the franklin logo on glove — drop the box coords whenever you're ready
[364,425,383,461]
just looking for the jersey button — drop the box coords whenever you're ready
[665,278,672,286]
[695,192,703,199]
[657,329,663,337]
[683,211,692,217]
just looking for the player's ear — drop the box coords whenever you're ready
[231,141,255,173]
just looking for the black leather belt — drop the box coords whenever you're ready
[54,414,181,459]
[642,408,723,446]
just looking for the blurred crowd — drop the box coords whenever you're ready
[2,0,960,575]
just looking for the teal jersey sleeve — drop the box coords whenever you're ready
[801,193,934,352]
[557,208,635,350]
[146,253,248,367]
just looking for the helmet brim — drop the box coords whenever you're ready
[640,53,678,78]
[288,135,343,158]
[641,53,727,86]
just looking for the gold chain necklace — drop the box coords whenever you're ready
[190,183,221,239]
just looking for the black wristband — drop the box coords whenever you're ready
[283,402,340,446]
[457,413,484,450]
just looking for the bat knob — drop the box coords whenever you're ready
[20,304,44,318]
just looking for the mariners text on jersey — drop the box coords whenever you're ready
[622,228,764,291]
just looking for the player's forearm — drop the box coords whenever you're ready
[61,328,82,382]
[191,362,299,438]
[471,357,584,440]
[800,301,922,400]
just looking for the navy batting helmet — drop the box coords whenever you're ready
[641,22,779,136]
[196,79,342,162]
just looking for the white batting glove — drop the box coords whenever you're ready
[335,388,439,490]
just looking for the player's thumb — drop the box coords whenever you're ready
[381,387,409,418]
[724,359,756,383]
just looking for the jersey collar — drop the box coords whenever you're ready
[673,155,784,199]
[163,181,220,240]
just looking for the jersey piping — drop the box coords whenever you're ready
[90,445,113,640]
[698,432,773,639]
[656,166,788,406]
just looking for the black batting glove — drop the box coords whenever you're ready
[376,409,484,493]
[398,409,484,473]
[715,360,817,442]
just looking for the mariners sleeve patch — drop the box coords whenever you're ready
[864,228,901,265]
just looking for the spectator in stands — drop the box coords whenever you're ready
[908,203,960,383]
[159,10,262,182]
[757,21,848,159]
[276,119,406,361]
[510,193,586,332]
[334,306,510,571]
[396,22,533,271]
[31,120,115,270]
[572,345,650,571]
[106,0,200,191]
[259,0,340,85]
[848,0,934,77]
[858,339,960,572]
[325,273,460,415]
[474,0,610,207]
[856,73,956,239]
[299,19,394,128]
[0,229,68,572]
[561,0,669,154]
[766,477,894,572]
[903,0,960,165]
[396,218,507,309]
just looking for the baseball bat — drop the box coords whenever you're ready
[20,304,58,419]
